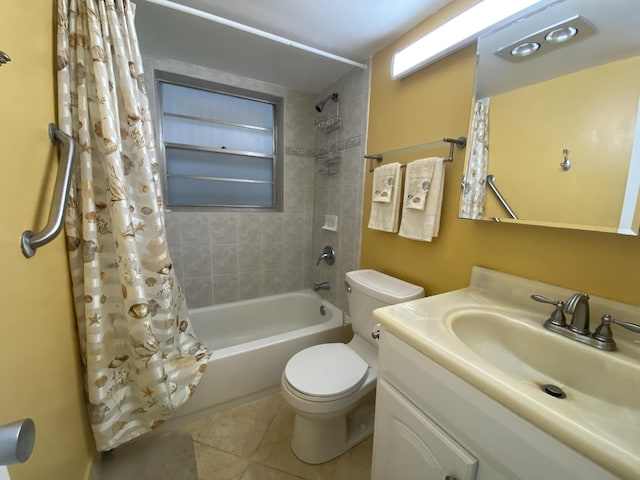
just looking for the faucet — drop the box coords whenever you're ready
[532,292,616,351]
[316,245,335,266]
[533,292,640,351]
[565,293,590,335]
[313,281,330,292]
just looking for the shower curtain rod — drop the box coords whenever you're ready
[140,0,368,70]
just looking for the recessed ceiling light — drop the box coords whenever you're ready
[494,15,596,63]
[511,42,541,57]
[545,26,579,43]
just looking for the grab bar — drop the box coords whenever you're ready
[21,124,76,258]
[486,174,518,220]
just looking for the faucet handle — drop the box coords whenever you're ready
[597,314,640,334]
[531,294,566,327]
[316,245,335,266]
[592,314,640,351]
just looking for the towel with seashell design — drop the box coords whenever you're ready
[368,162,402,232]
[373,167,396,203]
[404,158,436,210]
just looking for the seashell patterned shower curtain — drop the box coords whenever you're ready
[460,98,489,220]
[57,0,210,451]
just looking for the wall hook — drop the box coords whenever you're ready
[560,148,571,171]
[0,51,11,66]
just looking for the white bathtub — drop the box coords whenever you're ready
[168,290,346,426]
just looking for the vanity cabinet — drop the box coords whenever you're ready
[371,329,619,480]
[373,380,477,480]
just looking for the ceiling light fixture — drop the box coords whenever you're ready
[391,0,543,80]
[511,42,541,57]
[545,26,578,43]
[495,15,595,62]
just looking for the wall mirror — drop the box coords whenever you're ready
[459,0,640,235]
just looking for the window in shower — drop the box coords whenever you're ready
[155,71,283,210]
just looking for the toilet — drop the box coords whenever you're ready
[281,269,424,464]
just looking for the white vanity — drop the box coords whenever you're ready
[371,267,640,480]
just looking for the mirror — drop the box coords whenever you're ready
[459,0,640,235]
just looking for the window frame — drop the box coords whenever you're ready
[154,70,284,212]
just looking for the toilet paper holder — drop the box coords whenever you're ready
[0,418,35,466]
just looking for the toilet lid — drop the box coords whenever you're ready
[285,343,369,398]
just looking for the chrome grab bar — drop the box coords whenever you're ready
[21,124,76,258]
[486,174,518,220]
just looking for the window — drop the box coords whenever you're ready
[155,71,283,210]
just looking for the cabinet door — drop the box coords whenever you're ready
[372,380,477,480]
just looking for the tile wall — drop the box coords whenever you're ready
[311,67,370,313]
[143,56,368,313]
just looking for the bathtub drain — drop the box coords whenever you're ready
[319,305,326,316]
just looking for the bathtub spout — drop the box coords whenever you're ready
[313,282,331,292]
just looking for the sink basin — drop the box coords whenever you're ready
[447,307,640,412]
[373,266,640,479]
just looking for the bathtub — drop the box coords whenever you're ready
[168,290,346,426]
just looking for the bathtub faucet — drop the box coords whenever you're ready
[313,282,331,292]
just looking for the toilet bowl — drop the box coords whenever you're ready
[281,270,424,464]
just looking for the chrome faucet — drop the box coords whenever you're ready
[313,281,330,292]
[532,292,640,351]
[565,293,590,335]
[316,245,335,266]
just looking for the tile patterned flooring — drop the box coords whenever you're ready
[185,393,373,480]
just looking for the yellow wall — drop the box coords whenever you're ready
[487,56,640,229]
[0,1,95,479]
[362,0,640,306]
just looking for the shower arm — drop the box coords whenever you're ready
[315,93,339,113]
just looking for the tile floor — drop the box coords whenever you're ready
[185,392,373,480]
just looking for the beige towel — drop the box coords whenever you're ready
[373,171,395,203]
[404,159,436,210]
[399,157,445,241]
[368,162,402,232]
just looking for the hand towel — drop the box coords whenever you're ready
[368,162,403,232]
[404,158,436,210]
[372,170,395,203]
[399,157,445,242]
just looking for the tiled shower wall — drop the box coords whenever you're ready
[311,67,369,313]
[143,57,368,311]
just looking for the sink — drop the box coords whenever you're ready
[373,266,640,479]
[446,307,640,412]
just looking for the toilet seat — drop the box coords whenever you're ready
[284,343,369,400]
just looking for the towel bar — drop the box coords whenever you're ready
[365,136,466,172]
[21,124,76,258]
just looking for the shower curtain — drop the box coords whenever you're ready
[57,0,210,451]
[460,99,490,220]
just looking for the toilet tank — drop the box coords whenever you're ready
[345,270,424,346]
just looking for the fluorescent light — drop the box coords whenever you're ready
[391,0,542,79]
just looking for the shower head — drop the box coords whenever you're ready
[315,93,338,112]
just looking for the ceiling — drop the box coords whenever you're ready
[134,0,454,93]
